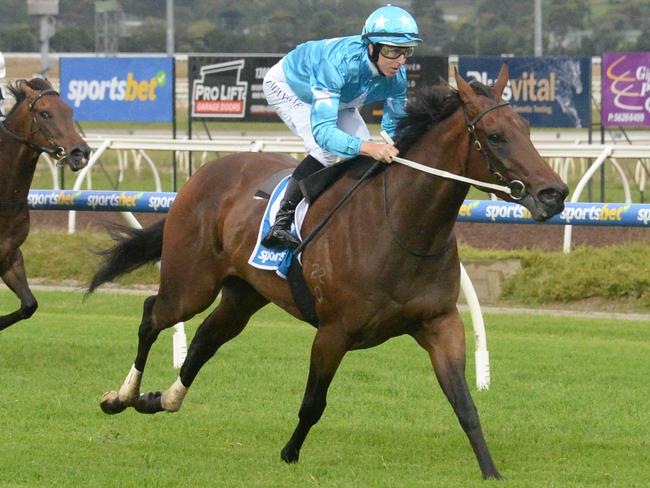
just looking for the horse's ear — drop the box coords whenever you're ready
[453,67,475,105]
[18,80,38,99]
[493,63,509,100]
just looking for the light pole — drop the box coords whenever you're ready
[534,0,542,56]
[27,0,59,76]
[166,0,175,56]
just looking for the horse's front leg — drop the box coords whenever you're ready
[412,310,501,480]
[0,249,38,332]
[282,325,350,463]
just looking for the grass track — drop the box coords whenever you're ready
[0,290,649,487]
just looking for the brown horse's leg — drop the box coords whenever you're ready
[281,326,350,463]
[132,277,269,414]
[0,249,38,332]
[101,265,227,414]
[413,311,501,480]
[100,294,161,414]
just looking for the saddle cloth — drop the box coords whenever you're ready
[248,175,308,279]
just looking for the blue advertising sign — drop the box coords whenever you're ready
[458,56,591,128]
[59,57,174,122]
[26,190,650,228]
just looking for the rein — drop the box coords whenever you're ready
[380,100,526,200]
[376,100,524,258]
[0,88,68,163]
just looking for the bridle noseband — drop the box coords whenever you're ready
[0,88,69,163]
[463,101,527,200]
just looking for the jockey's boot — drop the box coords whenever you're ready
[261,176,303,249]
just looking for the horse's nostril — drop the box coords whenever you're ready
[538,187,565,206]
[72,145,91,159]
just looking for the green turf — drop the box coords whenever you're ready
[0,290,648,487]
[18,229,650,311]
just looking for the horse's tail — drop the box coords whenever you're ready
[87,219,165,293]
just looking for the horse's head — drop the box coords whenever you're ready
[454,64,568,221]
[8,78,90,171]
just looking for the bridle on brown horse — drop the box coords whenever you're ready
[381,99,527,258]
[462,100,527,200]
[0,88,69,163]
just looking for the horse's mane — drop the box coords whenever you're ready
[395,80,495,154]
[5,78,53,116]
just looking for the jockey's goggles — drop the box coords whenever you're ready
[379,44,415,60]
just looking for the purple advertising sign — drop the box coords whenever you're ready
[602,52,650,127]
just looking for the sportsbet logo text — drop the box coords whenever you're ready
[67,71,167,107]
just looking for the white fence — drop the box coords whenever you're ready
[67,135,650,252]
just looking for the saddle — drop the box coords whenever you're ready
[256,156,385,328]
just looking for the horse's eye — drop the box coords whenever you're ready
[40,111,50,119]
[488,133,505,144]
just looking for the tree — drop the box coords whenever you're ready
[120,17,167,52]
[51,27,94,52]
[546,0,589,54]
[0,24,38,52]
[411,0,451,55]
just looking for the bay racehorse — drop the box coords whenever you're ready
[0,78,89,331]
[89,66,568,479]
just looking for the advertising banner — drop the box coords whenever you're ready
[457,200,650,227]
[26,190,650,227]
[601,52,650,127]
[458,56,591,128]
[59,57,174,123]
[189,55,447,123]
[189,55,282,122]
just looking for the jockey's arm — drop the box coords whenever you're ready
[308,60,365,159]
[380,72,408,139]
[309,63,398,164]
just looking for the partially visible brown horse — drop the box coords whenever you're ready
[0,78,89,331]
[90,66,567,479]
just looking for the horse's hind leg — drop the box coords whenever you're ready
[132,277,269,414]
[413,310,501,480]
[100,294,162,414]
[281,326,350,463]
[0,249,38,332]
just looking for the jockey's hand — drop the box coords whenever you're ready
[360,141,398,164]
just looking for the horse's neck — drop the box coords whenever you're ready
[383,112,470,250]
[0,117,40,201]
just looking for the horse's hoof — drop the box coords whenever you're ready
[100,390,128,415]
[133,391,164,414]
[483,469,503,481]
[280,446,300,463]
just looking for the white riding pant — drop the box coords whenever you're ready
[263,59,369,167]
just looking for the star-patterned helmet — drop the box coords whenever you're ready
[0,52,5,78]
[361,5,422,47]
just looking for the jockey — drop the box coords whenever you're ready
[0,51,5,121]
[262,4,422,249]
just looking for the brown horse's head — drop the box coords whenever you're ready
[7,78,90,171]
[454,64,568,221]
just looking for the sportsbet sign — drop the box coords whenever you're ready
[60,57,174,122]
